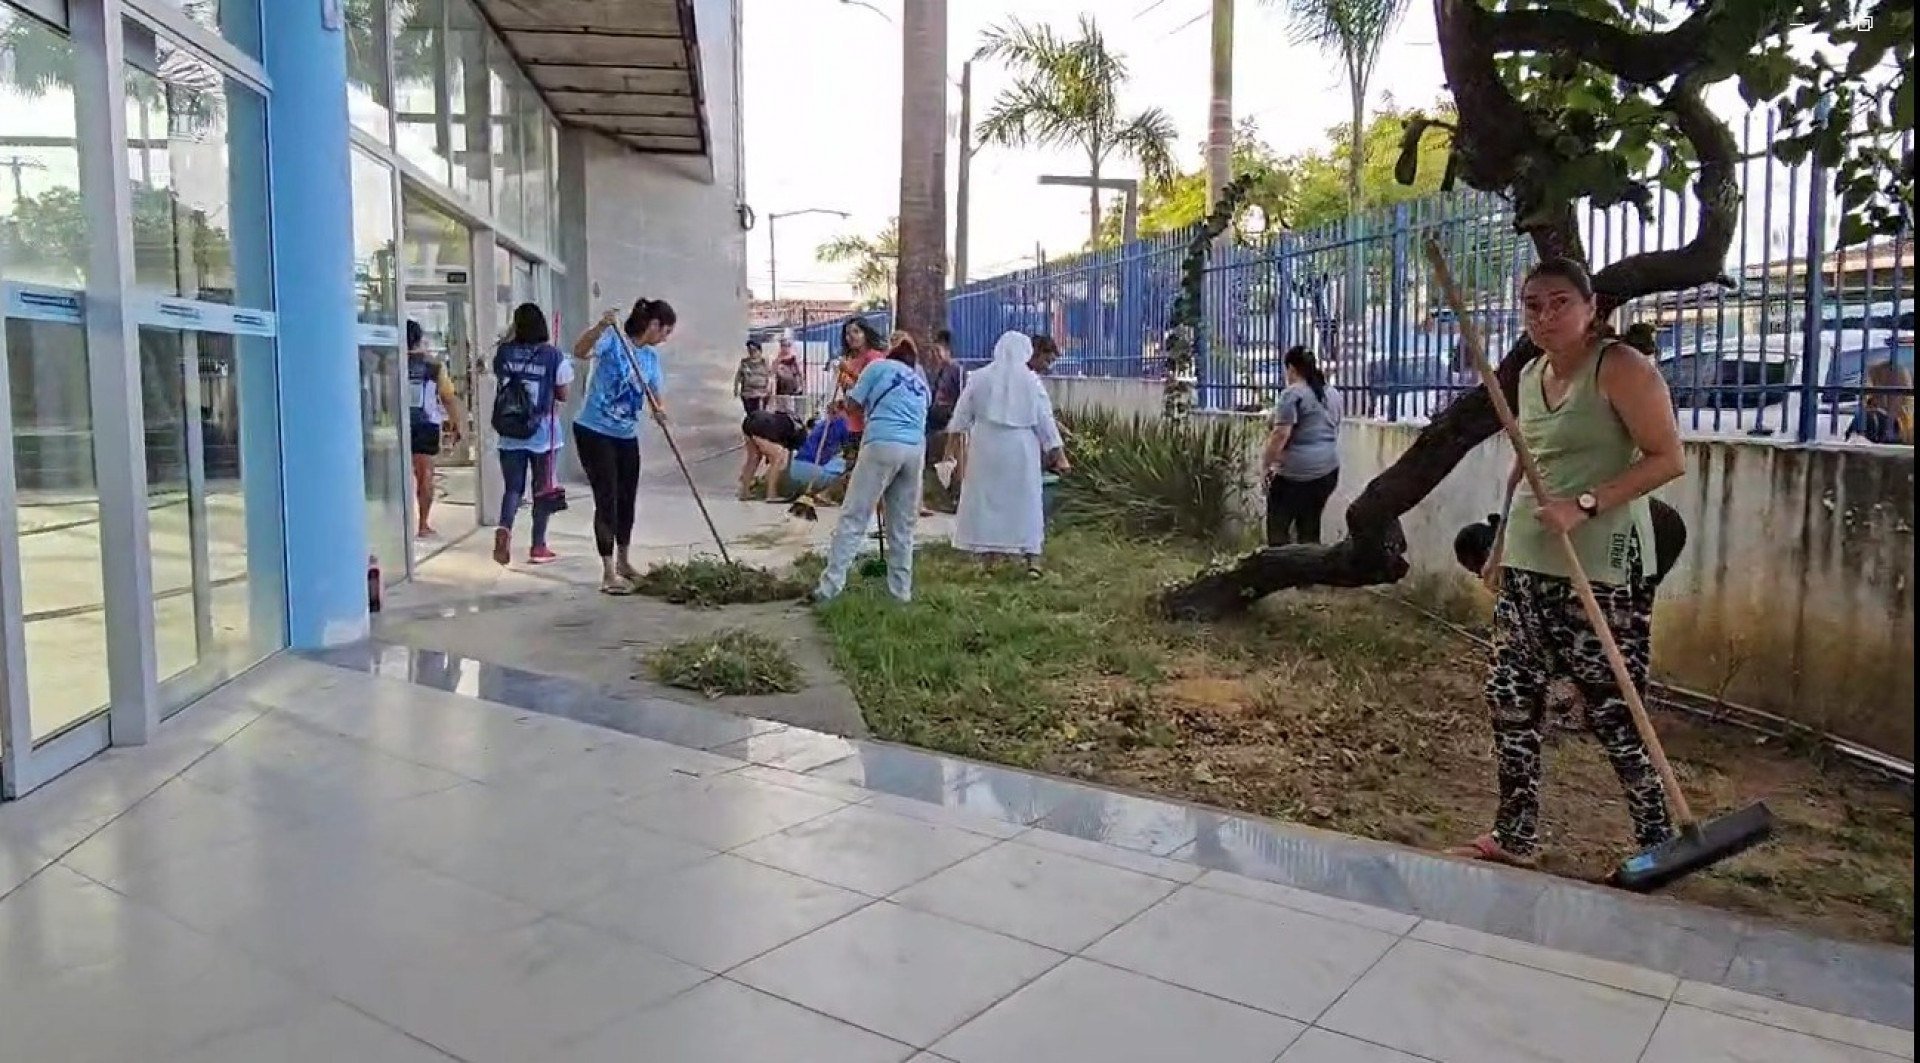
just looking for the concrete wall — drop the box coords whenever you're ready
[1047,376,1918,761]
[555,0,749,482]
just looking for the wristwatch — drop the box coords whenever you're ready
[1576,492,1601,517]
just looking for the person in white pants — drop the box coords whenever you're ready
[812,337,932,604]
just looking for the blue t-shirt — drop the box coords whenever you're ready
[799,415,853,462]
[574,330,663,440]
[849,358,929,447]
[492,342,573,453]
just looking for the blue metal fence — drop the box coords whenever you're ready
[924,115,1914,445]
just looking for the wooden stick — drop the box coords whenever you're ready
[608,328,734,565]
[1421,237,1695,827]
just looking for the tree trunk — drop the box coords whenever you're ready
[1206,0,1235,212]
[894,0,949,339]
[1342,74,1368,325]
[1157,334,1538,620]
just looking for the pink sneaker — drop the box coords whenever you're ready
[528,545,559,565]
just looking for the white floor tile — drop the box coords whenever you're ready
[607,772,848,849]
[893,841,1178,951]
[733,901,1062,1047]
[556,977,915,1063]
[734,803,1000,896]
[1318,938,1666,1063]
[565,852,872,972]
[331,915,707,1063]
[1087,884,1399,1021]
[934,957,1303,1063]
[1641,1004,1906,1063]
[1278,1029,1434,1062]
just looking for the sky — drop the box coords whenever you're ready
[739,0,1451,302]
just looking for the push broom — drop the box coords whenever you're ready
[1422,236,1772,892]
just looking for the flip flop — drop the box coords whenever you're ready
[1443,834,1538,869]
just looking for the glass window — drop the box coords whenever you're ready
[352,148,407,582]
[391,0,448,184]
[488,58,519,236]
[520,89,549,249]
[1,11,87,288]
[345,0,391,142]
[547,117,561,250]
[125,22,284,701]
[143,0,261,59]
[446,0,489,209]
[2,6,109,742]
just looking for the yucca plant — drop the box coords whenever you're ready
[1055,408,1254,544]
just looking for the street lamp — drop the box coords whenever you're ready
[768,207,850,303]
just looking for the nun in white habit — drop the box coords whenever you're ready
[947,331,1068,574]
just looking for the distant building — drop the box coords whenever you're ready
[749,298,859,331]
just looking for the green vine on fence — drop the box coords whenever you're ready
[1162,174,1256,422]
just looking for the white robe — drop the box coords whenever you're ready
[950,371,1063,556]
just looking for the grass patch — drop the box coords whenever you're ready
[809,525,1915,945]
[647,628,804,698]
[630,557,808,608]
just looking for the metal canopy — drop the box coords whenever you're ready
[478,0,709,156]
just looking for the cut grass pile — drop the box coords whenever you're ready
[809,527,1915,945]
[647,627,804,699]
[630,557,808,608]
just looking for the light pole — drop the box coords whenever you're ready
[768,207,849,303]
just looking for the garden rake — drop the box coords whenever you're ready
[1422,236,1772,892]
[606,327,734,564]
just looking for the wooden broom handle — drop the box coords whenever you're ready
[1421,238,1694,827]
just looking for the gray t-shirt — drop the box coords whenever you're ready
[1271,382,1343,480]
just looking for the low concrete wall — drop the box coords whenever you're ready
[1047,376,1918,760]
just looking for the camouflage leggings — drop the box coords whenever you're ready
[1483,539,1673,857]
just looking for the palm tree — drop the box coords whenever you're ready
[817,219,899,309]
[1268,0,1410,215]
[975,14,1178,253]
[895,0,949,341]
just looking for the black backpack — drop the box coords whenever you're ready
[491,344,553,441]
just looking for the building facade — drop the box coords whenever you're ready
[0,0,748,798]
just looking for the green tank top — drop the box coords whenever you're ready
[1504,341,1657,586]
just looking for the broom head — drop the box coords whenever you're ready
[1609,802,1775,893]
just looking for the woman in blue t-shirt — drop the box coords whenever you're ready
[569,297,675,594]
[491,303,573,566]
[811,336,931,604]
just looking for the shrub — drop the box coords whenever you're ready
[647,628,804,698]
[630,558,808,608]
[1054,407,1254,544]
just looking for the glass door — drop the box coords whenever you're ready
[1,3,113,796]
[401,284,476,522]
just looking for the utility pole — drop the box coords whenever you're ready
[954,59,975,286]
[895,0,949,339]
[1205,0,1235,213]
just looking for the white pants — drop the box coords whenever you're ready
[815,440,925,602]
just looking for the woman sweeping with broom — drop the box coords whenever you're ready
[1452,257,1688,869]
[570,298,676,595]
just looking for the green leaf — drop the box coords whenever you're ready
[1895,77,1915,130]
[1837,213,1872,247]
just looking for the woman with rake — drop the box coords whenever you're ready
[809,338,930,605]
[1453,257,1687,869]
[569,298,676,595]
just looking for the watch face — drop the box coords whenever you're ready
[1579,493,1599,513]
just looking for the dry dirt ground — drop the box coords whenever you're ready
[810,531,1914,945]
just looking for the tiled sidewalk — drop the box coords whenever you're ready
[1,651,1911,1063]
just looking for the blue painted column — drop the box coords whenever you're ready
[262,4,369,647]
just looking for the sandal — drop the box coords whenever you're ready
[1444,834,1538,869]
[599,575,634,596]
[1025,565,1044,579]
